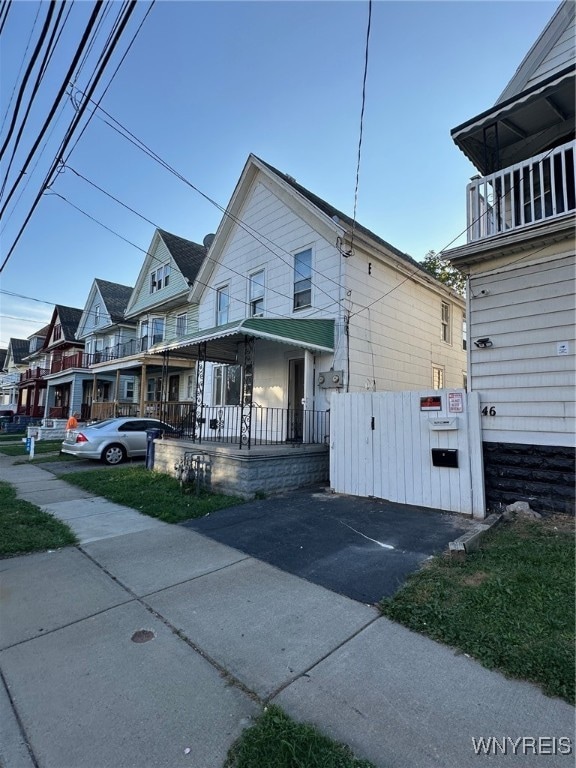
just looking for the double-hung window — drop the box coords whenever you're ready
[94,305,100,326]
[139,320,149,351]
[432,365,444,390]
[175,313,187,337]
[216,285,229,325]
[213,365,242,406]
[151,318,164,345]
[249,270,265,317]
[293,248,312,310]
[441,301,451,343]
[150,264,171,293]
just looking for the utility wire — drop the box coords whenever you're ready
[349,0,372,257]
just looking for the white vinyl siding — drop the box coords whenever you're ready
[468,252,575,446]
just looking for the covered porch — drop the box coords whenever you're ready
[150,317,336,450]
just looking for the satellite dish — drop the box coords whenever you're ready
[203,233,215,248]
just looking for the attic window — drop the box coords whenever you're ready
[150,265,170,293]
[94,305,100,325]
[53,324,62,341]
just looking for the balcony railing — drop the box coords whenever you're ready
[19,367,49,382]
[467,139,575,242]
[84,339,143,366]
[50,352,85,374]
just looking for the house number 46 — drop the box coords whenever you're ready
[482,406,497,416]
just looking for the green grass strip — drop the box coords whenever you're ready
[380,518,575,704]
[61,465,243,523]
[225,705,375,768]
[0,481,77,557]
[0,440,64,456]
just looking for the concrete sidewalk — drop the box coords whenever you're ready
[0,456,573,768]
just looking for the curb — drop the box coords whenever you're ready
[448,513,502,558]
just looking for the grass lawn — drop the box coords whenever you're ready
[61,465,243,523]
[0,433,26,441]
[14,453,83,465]
[225,706,375,768]
[380,517,575,704]
[0,439,63,456]
[0,481,77,557]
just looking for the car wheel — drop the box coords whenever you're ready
[101,443,126,465]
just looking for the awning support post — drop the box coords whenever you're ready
[240,335,254,449]
[194,342,206,443]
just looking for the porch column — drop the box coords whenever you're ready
[115,368,121,414]
[239,335,254,449]
[91,374,97,406]
[32,383,40,419]
[194,343,206,443]
[303,350,315,442]
[140,363,147,417]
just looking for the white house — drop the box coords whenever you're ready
[445,0,575,514]
[152,154,467,494]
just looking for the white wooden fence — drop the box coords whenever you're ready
[330,390,485,518]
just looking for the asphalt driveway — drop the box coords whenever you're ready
[183,489,475,604]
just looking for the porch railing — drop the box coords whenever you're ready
[50,352,85,373]
[16,405,44,417]
[467,139,575,242]
[161,404,330,448]
[19,367,49,382]
[90,401,140,420]
[48,406,68,419]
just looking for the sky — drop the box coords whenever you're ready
[0,0,559,348]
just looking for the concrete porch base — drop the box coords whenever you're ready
[153,439,329,498]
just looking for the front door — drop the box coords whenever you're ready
[168,375,180,402]
[287,357,304,441]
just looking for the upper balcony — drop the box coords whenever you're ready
[50,352,86,374]
[466,139,575,243]
[20,366,49,383]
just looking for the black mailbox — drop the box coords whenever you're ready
[431,448,458,468]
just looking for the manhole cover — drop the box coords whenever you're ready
[131,629,155,643]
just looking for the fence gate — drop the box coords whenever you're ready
[330,389,485,518]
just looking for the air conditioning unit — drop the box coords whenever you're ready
[317,370,344,388]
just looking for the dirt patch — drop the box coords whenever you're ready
[461,571,490,587]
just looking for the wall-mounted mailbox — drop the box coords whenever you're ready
[431,448,458,468]
[428,417,459,431]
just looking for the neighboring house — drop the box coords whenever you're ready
[86,229,207,419]
[75,278,136,420]
[16,327,50,417]
[1,338,28,411]
[41,305,87,419]
[150,154,466,494]
[445,0,575,514]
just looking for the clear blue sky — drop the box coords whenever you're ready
[0,0,558,346]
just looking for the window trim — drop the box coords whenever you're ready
[293,247,312,311]
[441,301,451,344]
[175,312,187,338]
[212,364,242,406]
[432,365,445,390]
[216,284,230,326]
[248,269,265,317]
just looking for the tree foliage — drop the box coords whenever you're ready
[420,250,466,296]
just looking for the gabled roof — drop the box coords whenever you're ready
[256,157,425,273]
[158,229,206,284]
[43,305,84,348]
[94,279,133,323]
[0,349,7,370]
[497,0,575,104]
[8,338,29,364]
[28,324,50,340]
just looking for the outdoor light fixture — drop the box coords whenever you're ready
[474,337,493,348]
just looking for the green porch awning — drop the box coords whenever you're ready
[150,318,335,362]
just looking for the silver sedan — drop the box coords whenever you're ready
[61,417,177,465]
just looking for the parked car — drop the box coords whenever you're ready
[61,417,178,465]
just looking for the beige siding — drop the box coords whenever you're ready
[343,251,466,391]
[198,180,342,329]
[468,250,575,446]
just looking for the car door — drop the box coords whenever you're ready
[118,420,148,456]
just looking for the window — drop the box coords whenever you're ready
[124,378,135,400]
[462,315,467,350]
[249,270,265,317]
[150,264,171,293]
[151,318,164,345]
[216,285,229,325]
[94,305,100,326]
[463,372,468,390]
[176,313,187,337]
[147,377,161,401]
[441,301,451,343]
[213,365,241,406]
[293,248,312,310]
[432,365,444,390]
[187,374,195,399]
[53,323,62,341]
[139,320,149,351]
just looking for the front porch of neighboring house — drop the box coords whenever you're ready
[86,351,196,422]
[148,318,335,496]
[17,367,48,417]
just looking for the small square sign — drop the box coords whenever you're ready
[557,342,569,356]
[448,392,464,413]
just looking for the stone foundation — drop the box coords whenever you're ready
[153,439,329,498]
[483,442,575,515]
[28,419,68,441]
